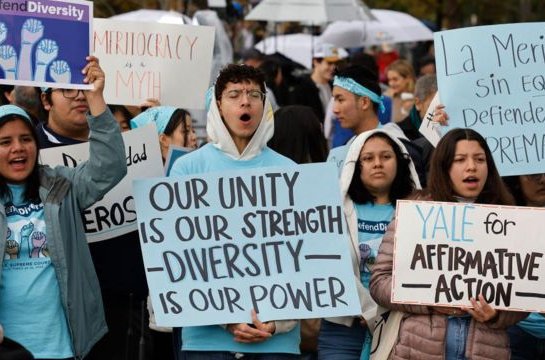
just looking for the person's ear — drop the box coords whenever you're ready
[216,100,223,117]
[359,96,371,111]
[41,92,51,111]
[414,97,422,112]
[159,133,170,152]
[4,90,14,104]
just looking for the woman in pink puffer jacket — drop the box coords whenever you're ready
[370,128,527,360]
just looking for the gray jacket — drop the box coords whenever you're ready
[0,109,127,358]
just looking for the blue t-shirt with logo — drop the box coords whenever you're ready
[0,184,72,358]
[355,202,394,288]
[355,201,394,360]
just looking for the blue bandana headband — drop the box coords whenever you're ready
[333,76,385,113]
[0,105,32,123]
[130,106,178,134]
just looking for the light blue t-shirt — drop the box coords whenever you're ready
[170,144,301,354]
[355,202,394,360]
[355,202,394,289]
[0,184,72,358]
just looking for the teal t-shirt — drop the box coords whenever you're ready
[355,202,393,360]
[0,184,72,358]
[355,202,394,289]
[171,144,301,354]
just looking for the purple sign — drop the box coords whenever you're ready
[0,0,92,89]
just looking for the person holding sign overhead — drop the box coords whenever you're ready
[0,57,127,358]
[318,129,420,360]
[37,57,155,359]
[170,64,300,358]
[370,128,525,360]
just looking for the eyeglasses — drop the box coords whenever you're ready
[53,89,84,99]
[222,89,265,102]
[525,173,545,182]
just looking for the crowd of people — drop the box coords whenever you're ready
[0,3,543,360]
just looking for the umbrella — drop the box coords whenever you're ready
[245,0,376,23]
[254,34,321,69]
[110,9,192,25]
[320,9,434,48]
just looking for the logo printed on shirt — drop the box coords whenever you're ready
[5,202,44,217]
[4,202,48,260]
[357,219,389,234]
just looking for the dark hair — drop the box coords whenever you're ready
[417,55,436,74]
[334,64,382,114]
[259,57,281,88]
[214,64,266,100]
[347,132,414,205]
[268,105,328,164]
[108,105,133,121]
[348,52,379,80]
[241,48,265,63]
[163,108,191,145]
[502,176,526,206]
[427,128,513,205]
[0,85,14,105]
[0,115,41,203]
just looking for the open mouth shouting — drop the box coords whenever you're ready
[9,156,28,170]
[462,176,480,188]
[240,113,251,122]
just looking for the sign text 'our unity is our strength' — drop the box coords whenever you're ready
[133,163,360,327]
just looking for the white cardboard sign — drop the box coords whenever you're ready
[393,200,545,312]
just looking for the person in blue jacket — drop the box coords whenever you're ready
[170,64,300,359]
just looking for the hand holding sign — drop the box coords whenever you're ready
[433,104,449,125]
[228,310,275,343]
[462,294,498,323]
[82,55,106,116]
[393,200,545,313]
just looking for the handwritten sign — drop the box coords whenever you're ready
[393,200,545,312]
[0,0,92,89]
[40,124,163,242]
[435,23,545,176]
[93,18,214,108]
[133,162,361,327]
[418,92,441,147]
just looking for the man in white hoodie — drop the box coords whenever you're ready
[170,64,300,359]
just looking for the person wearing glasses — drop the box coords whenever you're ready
[170,64,300,359]
[37,57,153,359]
[38,86,94,147]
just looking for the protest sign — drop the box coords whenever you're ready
[435,23,545,176]
[418,92,441,147]
[40,124,163,242]
[0,0,92,89]
[93,18,214,109]
[393,200,545,312]
[133,162,361,327]
[164,145,194,176]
